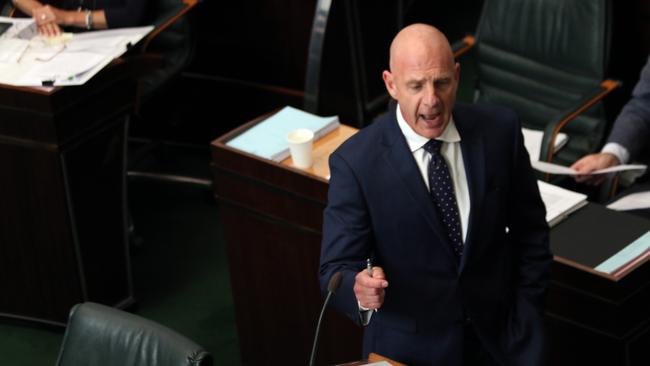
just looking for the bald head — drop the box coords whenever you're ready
[382,23,459,139]
[389,24,455,73]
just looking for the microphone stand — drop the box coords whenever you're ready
[309,271,342,366]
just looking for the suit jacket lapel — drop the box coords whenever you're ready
[380,112,458,264]
[455,107,487,273]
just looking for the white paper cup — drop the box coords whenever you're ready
[287,128,314,169]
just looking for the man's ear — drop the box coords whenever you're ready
[383,70,398,99]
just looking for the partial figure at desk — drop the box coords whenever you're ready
[11,0,145,36]
[320,23,551,366]
[571,53,650,217]
[572,54,650,186]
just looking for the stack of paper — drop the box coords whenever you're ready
[226,106,340,161]
[522,127,568,161]
[537,180,588,227]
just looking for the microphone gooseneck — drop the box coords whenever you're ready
[309,272,343,366]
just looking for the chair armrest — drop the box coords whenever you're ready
[452,35,476,59]
[540,79,621,164]
[139,0,198,53]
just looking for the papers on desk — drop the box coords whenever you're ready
[0,39,29,63]
[226,106,340,161]
[0,16,35,40]
[522,127,568,161]
[607,190,650,211]
[0,17,153,86]
[532,160,647,176]
[537,180,588,227]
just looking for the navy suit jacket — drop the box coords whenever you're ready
[608,54,650,180]
[320,103,551,366]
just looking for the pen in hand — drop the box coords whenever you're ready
[366,258,378,312]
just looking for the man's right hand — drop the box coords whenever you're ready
[354,266,388,310]
[571,152,620,185]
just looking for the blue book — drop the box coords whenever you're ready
[226,106,340,161]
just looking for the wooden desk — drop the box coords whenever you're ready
[546,204,650,366]
[211,115,361,365]
[211,113,650,366]
[0,60,137,326]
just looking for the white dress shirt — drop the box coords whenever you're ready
[395,104,471,242]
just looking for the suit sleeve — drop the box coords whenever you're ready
[320,152,373,326]
[607,54,650,161]
[505,118,552,366]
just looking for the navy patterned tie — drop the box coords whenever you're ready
[423,140,464,258]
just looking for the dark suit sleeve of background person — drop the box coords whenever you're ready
[608,54,650,161]
[97,0,146,28]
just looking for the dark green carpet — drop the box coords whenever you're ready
[0,145,241,366]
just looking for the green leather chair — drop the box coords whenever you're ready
[135,0,198,109]
[453,0,619,168]
[56,302,213,366]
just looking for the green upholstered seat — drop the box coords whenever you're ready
[56,302,213,366]
[456,0,617,166]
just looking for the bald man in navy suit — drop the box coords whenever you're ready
[320,24,551,366]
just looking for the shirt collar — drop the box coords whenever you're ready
[396,104,461,153]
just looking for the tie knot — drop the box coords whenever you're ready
[423,139,443,155]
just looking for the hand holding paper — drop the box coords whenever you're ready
[532,160,646,177]
[571,152,621,185]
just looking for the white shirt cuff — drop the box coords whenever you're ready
[602,142,629,164]
[358,301,374,325]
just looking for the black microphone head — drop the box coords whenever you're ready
[327,272,343,294]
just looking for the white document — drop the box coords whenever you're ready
[532,160,647,176]
[537,180,588,227]
[521,127,568,161]
[13,51,107,86]
[0,24,153,87]
[0,16,35,40]
[0,39,29,63]
[607,191,650,211]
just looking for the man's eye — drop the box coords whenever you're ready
[436,80,451,89]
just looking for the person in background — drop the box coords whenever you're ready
[11,0,145,36]
[320,23,551,366]
[572,54,650,186]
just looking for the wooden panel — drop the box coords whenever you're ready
[0,142,82,323]
[211,123,362,365]
[546,205,650,366]
[0,60,137,325]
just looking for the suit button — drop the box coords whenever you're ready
[464,317,472,325]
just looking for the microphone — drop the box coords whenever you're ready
[309,271,343,366]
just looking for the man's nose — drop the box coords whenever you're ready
[423,85,438,107]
